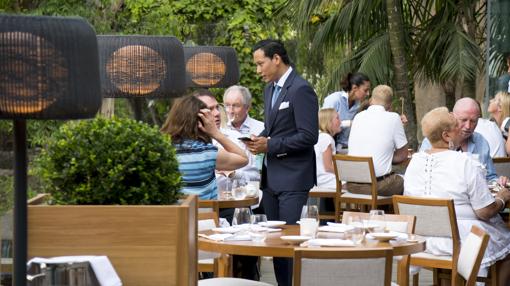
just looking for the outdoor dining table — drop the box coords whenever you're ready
[198,225,425,286]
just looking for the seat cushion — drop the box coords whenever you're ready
[198,278,272,286]
[341,192,391,200]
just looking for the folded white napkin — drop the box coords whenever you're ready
[199,233,252,241]
[320,223,354,233]
[28,256,122,286]
[212,227,243,233]
[305,239,355,247]
[249,225,282,232]
[366,231,408,240]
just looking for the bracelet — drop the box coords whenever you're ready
[496,197,506,211]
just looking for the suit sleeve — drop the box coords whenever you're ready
[267,84,319,153]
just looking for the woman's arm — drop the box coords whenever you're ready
[322,144,335,173]
[198,109,248,171]
[474,188,510,221]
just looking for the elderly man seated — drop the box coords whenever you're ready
[347,85,408,196]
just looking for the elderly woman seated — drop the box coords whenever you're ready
[404,107,510,284]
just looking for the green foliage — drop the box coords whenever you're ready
[0,175,13,215]
[33,117,182,205]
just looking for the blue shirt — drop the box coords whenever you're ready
[419,132,497,181]
[322,90,360,148]
[174,140,218,199]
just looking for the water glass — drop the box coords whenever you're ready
[346,216,365,244]
[218,177,232,200]
[250,214,268,242]
[367,210,386,233]
[232,207,252,227]
[300,204,319,221]
[300,204,319,237]
[231,179,247,200]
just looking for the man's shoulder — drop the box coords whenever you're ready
[472,132,490,146]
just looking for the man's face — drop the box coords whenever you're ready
[453,107,479,141]
[224,90,249,127]
[197,95,221,128]
[253,49,279,83]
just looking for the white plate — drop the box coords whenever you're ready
[259,220,286,227]
[280,235,312,244]
[212,227,243,234]
[367,232,399,242]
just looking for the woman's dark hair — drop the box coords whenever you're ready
[252,39,290,65]
[341,72,370,92]
[160,95,210,144]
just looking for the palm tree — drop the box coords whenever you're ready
[291,0,486,147]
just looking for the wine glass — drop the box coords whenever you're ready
[299,204,319,237]
[232,207,252,227]
[367,210,386,233]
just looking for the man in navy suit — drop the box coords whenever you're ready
[246,39,318,286]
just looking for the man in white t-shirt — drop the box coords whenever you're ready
[347,85,408,196]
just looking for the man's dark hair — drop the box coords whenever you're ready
[192,88,215,100]
[252,39,290,65]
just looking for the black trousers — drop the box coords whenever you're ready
[261,188,309,286]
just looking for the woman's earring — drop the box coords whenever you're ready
[448,140,455,150]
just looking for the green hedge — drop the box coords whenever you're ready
[34,117,182,205]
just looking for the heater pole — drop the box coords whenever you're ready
[13,119,27,286]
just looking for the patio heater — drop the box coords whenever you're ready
[97,35,186,120]
[0,15,101,285]
[184,46,240,88]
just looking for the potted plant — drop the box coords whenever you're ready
[29,117,196,286]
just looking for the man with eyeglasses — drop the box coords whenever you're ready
[222,85,264,182]
[193,89,222,128]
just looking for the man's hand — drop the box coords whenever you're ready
[498,176,509,187]
[245,136,268,155]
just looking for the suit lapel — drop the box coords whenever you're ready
[266,70,296,134]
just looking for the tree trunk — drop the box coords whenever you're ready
[386,0,418,148]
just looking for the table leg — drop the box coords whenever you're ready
[397,255,410,286]
[217,254,233,277]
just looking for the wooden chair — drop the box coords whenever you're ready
[393,195,460,286]
[308,186,336,221]
[452,226,490,286]
[293,247,393,286]
[198,200,221,276]
[333,154,393,221]
[198,277,272,286]
[342,211,416,285]
[493,157,510,178]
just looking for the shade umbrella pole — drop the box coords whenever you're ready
[13,119,27,286]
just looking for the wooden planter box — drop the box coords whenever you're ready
[27,195,197,286]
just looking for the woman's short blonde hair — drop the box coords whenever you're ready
[318,108,338,136]
[495,91,510,120]
[421,107,456,144]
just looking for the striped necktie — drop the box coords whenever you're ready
[271,85,281,109]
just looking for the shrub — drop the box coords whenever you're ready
[34,117,182,205]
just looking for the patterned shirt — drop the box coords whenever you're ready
[174,139,218,199]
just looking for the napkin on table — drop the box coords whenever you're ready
[304,239,355,247]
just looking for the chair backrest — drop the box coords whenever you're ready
[293,247,393,286]
[341,211,416,233]
[493,157,510,178]
[392,195,460,257]
[198,200,219,231]
[454,225,490,286]
[333,154,376,184]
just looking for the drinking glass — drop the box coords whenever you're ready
[231,178,247,200]
[250,214,268,242]
[346,216,365,244]
[232,207,252,227]
[367,210,386,233]
[218,177,232,200]
[299,204,319,238]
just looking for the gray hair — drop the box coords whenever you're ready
[223,85,252,107]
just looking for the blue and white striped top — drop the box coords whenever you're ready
[174,139,218,200]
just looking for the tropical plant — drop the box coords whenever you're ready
[33,117,182,205]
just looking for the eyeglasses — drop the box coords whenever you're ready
[224,103,244,110]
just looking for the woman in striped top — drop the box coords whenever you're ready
[161,95,248,199]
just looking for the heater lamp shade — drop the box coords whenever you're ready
[184,46,240,88]
[0,15,101,119]
[98,35,186,98]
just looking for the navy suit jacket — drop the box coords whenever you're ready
[259,69,318,192]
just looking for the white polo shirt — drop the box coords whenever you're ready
[348,105,407,177]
